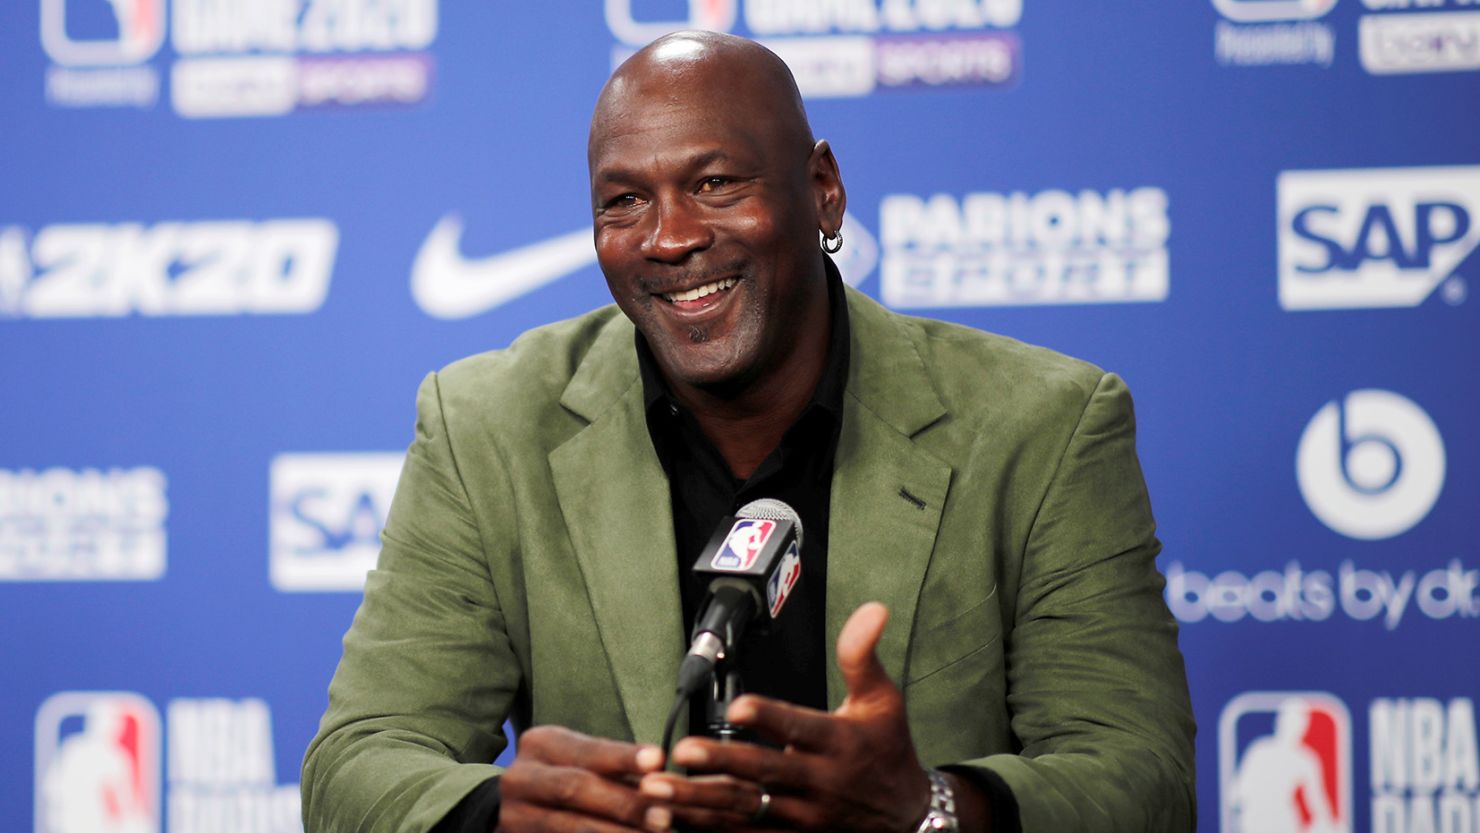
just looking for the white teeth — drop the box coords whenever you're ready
[665,277,737,303]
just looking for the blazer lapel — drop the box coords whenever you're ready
[825,289,953,708]
[549,317,685,745]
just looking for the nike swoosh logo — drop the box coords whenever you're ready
[411,215,596,319]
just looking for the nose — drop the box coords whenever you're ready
[642,196,712,263]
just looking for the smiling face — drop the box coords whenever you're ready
[588,33,844,396]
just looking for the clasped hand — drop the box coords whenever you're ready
[496,603,932,833]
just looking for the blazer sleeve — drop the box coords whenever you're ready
[301,372,519,833]
[955,372,1197,832]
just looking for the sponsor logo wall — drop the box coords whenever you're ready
[1,1,1473,831]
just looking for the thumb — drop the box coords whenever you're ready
[836,602,894,706]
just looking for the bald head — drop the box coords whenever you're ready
[589,31,814,167]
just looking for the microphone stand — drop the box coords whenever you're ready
[704,651,746,741]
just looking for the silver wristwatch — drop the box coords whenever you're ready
[913,770,959,833]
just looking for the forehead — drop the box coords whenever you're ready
[591,94,768,177]
[589,60,799,180]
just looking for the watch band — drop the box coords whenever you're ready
[913,769,960,833]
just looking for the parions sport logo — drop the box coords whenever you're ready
[1220,692,1480,833]
[1279,166,1480,311]
[878,187,1170,308]
[35,692,302,833]
[39,0,439,117]
[605,0,1023,97]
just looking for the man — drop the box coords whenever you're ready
[302,31,1195,833]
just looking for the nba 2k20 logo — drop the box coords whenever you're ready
[1221,691,1354,833]
[1296,390,1446,541]
[34,692,161,833]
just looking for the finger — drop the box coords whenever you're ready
[640,772,755,809]
[502,761,660,831]
[498,800,667,833]
[836,602,894,705]
[642,773,806,832]
[726,694,839,752]
[669,736,816,788]
[519,725,664,776]
[667,789,821,833]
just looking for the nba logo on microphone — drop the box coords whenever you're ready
[711,519,775,572]
[34,691,161,833]
[1220,691,1353,833]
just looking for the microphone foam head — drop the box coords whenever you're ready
[735,498,803,550]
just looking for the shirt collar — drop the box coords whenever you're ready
[636,257,852,421]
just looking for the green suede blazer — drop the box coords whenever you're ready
[302,288,1196,833]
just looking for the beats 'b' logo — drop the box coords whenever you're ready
[1220,692,1353,833]
[34,691,161,833]
[1296,389,1445,540]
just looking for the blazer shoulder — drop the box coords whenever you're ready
[426,305,632,433]
[888,307,1111,423]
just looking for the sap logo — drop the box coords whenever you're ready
[0,219,337,319]
[35,691,162,833]
[1212,0,1339,23]
[1296,390,1445,540]
[41,0,166,67]
[1220,691,1354,833]
[1278,166,1480,310]
[269,452,403,592]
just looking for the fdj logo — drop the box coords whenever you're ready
[711,519,775,572]
[1279,166,1480,310]
[35,692,162,833]
[1220,692,1353,833]
[41,0,165,66]
[1296,390,1445,541]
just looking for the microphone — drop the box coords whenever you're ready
[675,498,804,697]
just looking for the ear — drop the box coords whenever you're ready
[808,139,847,238]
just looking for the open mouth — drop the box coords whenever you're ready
[661,277,737,305]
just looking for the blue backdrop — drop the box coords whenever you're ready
[3,2,1477,832]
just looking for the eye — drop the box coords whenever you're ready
[603,193,643,210]
[697,177,732,193]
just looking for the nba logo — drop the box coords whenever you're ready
[711,519,775,571]
[34,691,161,833]
[1219,691,1353,833]
[40,0,166,66]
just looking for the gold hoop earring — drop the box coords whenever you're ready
[821,230,843,254]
